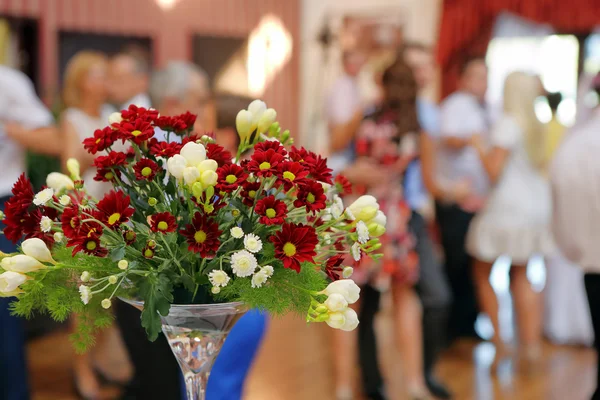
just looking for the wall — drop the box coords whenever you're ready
[0,0,299,132]
[300,0,441,151]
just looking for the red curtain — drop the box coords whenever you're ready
[437,0,600,98]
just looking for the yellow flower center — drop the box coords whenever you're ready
[232,209,240,217]
[108,213,121,225]
[194,230,207,244]
[249,190,257,199]
[86,241,97,251]
[307,193,316,204]
[70,220,77,228]
[283,242,297,257]
[283,171,296,181]
[226,174,237,184]
[266,208,277,218]
[132,129,142,137]
[259,162,271,170]
[96,138,101,144]
[141,167,152,177]
[105,172,114,180]
[144,249,154,258]
[125,231,135,241]
[157,221,168,231]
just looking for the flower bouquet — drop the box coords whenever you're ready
[0,100,385,399]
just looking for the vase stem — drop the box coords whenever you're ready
[185,370,210,400]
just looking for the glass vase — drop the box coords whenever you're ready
[121,299,247,400]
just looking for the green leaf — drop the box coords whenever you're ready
[110,246,126,262]
[139,272,174,341]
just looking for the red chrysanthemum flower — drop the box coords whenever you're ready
[125,146,136,160]
[255,195,287,225]
[93,151,127,182]
[276,161,309,191]
[289,146,333,184]
[83,126,117,155]
[247,149,284,177]
[216,164,248,192]
[93,190,135,228]
[155,116,188,134]
[288,146,311,163]
[69,235,108,257]
[325,254,345,281]
[20,209,55,246]
[180,212,222,258]
[61,205,82,239]
[294,181,327,214]
[120,105,159,123]
[117,118,155,145]
[240,181,262,207]
[254,140,287,156]
[133,158,159,181]
[149,212,177,233]
[270,223,318,273]
[206,143,233,167]
[148,138,183,158]
[2,174,35,243]
[178,111,197,130]
[335,174,353,195]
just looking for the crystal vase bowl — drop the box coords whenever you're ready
[121,298,247,400]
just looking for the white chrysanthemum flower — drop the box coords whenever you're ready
[59,195,71,206]
[230,250,258,277]
[230,227,244,239]
[209,270,231,288]
[251,271,268,288]
[108,275,118,285]
[331,195,344,219]
[33,188,54,206]
[243,233,263,253]
[351,242,361,261]
[118,260,128,270]
[79,285,92,305]
[261,265,274,277]
[39,216,53,233]
[53,232,64,243]
[344,208,355,221]
[101,299,112,309]
[80,271,91,282]
[356,221,370,244]
[342,266,354,279]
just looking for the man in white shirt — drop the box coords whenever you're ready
[436,56,489,341]
[108,50,152,110]
[0,65,55,400]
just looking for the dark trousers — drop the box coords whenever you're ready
[0,195,30,400]
[359,211,451,395]
[435,202,478,340]
[585,274,600,400]
[115,300,182,400]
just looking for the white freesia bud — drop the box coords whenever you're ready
[80,271,91,282]
[183,167,201,185]
[1,255,46,273]
[166,155,187,180]
[59,195,71,206]
[198,159,218,173]
[248,99,267,124]
[371,210,387,227]
[180,142,207,166]
[108,112,123,126]
[257,108,277,133]
[66,158,81,180]
[101,298,112,309]
[322,279,361,304]
[0,271,27,294]
[46,172,74,191]
[79,285,92,305]
[236,109,253,141]
[33,188,54,206]
[340,308,359,331]
[342,267,354,279]
[22,238,55,263]
[348,195,380,222]
[200,170,218,187]
[367,222,386,238]
[326,312,346,330]
[324,293,348,312]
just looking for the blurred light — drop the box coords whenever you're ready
[534,97,552,123]
[156,0,178,10]
[557,98,576,127]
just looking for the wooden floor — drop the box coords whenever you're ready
[29,301,596,400]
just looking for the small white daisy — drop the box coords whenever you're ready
[118,260,129,270]
[243,233,263,253]
[351,242,362,261]
[53,232,64,243]
[251,271,268,288]
[80,271,91,282]
[40,216,53,233]
[33,188,54,206]
[230,250,258,277]
[79,285,92,305]
[323,233,332,245]
[230,227,244,239]
[261,265,274,278]
[208,270,231,287]
[211,286,221,294]
[344,208,355,221]
[59,195,71,206]
[108,275,118,285]
[101,298,112,309]
[342,266,354,279]
[356,221,370,244]
[331,195,344,219]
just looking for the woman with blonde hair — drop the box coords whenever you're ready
[467,71,553,367]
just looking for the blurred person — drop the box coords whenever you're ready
[551,72,600,400]
[403,43,452,399]
[0,65,56,400]
[437,55,490,341]
[545,92,567,160]
[107,50,151,110]
[467,72,553,366]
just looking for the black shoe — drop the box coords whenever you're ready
[425,374,452,399]
[366,388,388,400]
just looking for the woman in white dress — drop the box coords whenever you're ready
[467,71,553,363]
